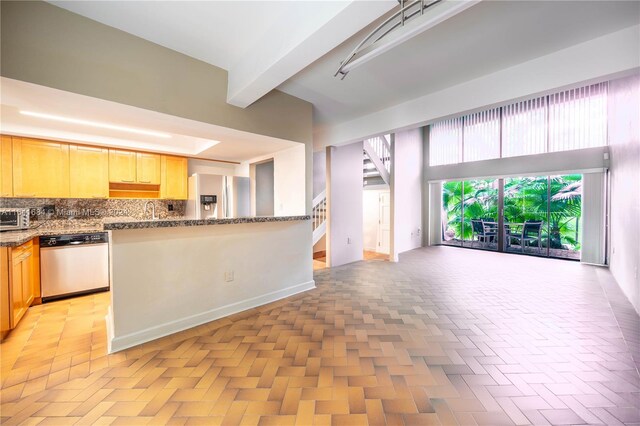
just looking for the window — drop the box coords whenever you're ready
[502,97,547,158]
[429,118,462,166]
[549,83,607,152]
[428,82,609,166]
[463,108,500,162]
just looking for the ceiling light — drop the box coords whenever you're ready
[19,110,171,138]
[336,0,479,79]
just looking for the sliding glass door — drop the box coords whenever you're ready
[442,181,463,247]
[503,176,548,257]
[441,174,582,260]
[462,179,498,251]
[548,174,582,260]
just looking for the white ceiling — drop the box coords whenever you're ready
[0,78,298,162]
[278,0,640,126]
[49,0,313,71]
[50,0,395,108]
[41,0,640,139]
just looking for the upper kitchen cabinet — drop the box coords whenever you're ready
[160,155,188,200]
[70,145,109,198]
[12,137,70,198]
[136,152,161,185]
[108,149,137,183]
[0,135,13,197]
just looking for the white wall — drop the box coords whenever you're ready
[245,144,306,217]
[426,146,609,182]
[608,73,640,314]
[274,145,306,216]
[391,129,423,260]
[107,220,314,352]
[188,158,244,177]
[314,25,640,149]
[327,142,363,267]
[313,150,327,199]
[363,188,387,251]
[255,160,275,216]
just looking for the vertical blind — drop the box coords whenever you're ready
[463,108,500,162]
[548,83,608,152]
[502,97,547,158]
[429,118,462,166]
[429,82,608,166]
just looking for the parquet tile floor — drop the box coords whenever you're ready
[2,246,640,425]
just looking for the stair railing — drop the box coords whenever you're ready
[367,135,391,174]
[312,189,327,234]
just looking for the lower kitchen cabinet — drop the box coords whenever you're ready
[1,239,39,338]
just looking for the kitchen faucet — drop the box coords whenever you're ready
[144,201,157,220]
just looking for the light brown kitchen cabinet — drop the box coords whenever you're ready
[136,152,161,185]
[0,135,13,197]
[12,137,70,198]
[1,239,38,338]
[160,155,188,200]
[108,149,137,183]
[3,135,191,200]
[70,145,109,198]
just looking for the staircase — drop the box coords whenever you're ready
[312,189,327,245]
[363,135,391,186]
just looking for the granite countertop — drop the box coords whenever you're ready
[0,222,105,247]
[103,215,311,230]
[0,216,311,247]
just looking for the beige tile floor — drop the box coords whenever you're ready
[1,246,639,425]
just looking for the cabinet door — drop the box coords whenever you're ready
[13,138,70,198]
[0,135,13,197]
[136,153,160,184]
[109,149,137,183]
[161,155,188,199]
[21,250,33,309]
[70,145,109,198]
[10,251,25,328]
[1,248,10,335]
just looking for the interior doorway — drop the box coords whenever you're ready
[364,187,390,258]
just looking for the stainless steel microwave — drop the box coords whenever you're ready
[0,208,30,231]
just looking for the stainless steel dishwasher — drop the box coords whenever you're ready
[40,232,110,302]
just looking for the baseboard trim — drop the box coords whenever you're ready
[108,280,316,353]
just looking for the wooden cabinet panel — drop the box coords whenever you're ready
[109,149,137,183]
[21,250,34,309]
[12,138,70,197]
[1,248,10,336]
[4,240,36,333]
[136,153,160,185]
[0,135,13,197]
[70,145,109,198]
[160,155,188,200]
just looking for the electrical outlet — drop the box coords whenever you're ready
[224,271,234,282]
[168,204,174,212]
[347,237,351,244]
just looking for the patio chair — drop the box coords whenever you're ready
[510,220,543,253]
[471,219,496,247]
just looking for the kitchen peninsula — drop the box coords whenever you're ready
[103,215,313,353]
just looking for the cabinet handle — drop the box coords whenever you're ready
[139,180,151,183]
[120,180,134,183]
[19,194,36,198]
[92,195,105,198]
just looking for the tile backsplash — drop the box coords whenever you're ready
[0,198,186,225]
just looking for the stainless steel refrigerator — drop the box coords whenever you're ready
[186,173,251,219]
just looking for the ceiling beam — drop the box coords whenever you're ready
[226,0,396,108]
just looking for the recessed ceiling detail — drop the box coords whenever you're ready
[1,78,299,162]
